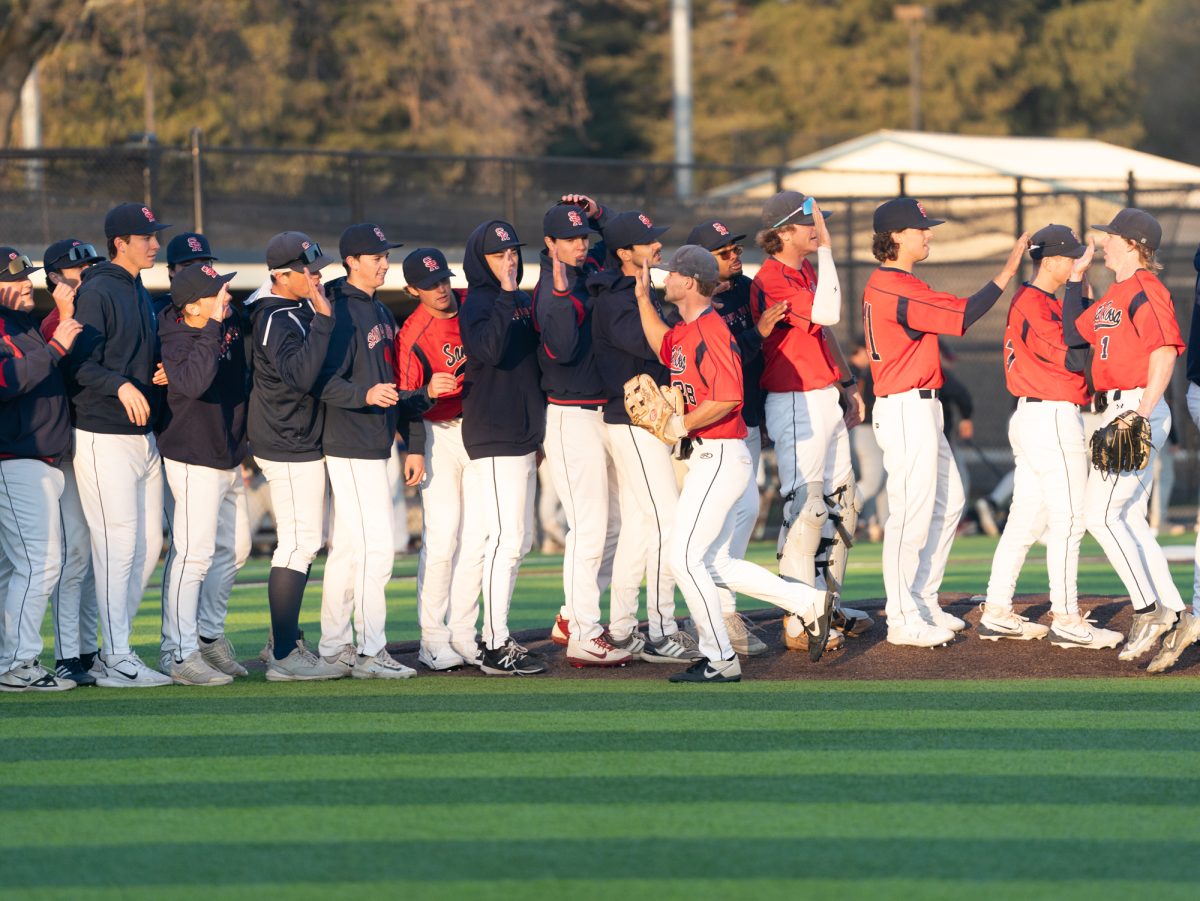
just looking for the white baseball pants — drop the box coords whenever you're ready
[321,456,395,657]
[766,385,854,520]
[466,452,536,650]
[0,459,65,671]
[1188,382,1200,614]
[1084,390,1184,613]
[544,405,620,642]
[672,438,827,662]
[984,399,1087,616]
[160,461,249,661]
[73,430,163,658]
[607,423,679,641]
[715,425,762,615]
[872,392,965,627]
[254,457,327,574]
[51,460,99,660]
[386,443,410,553]
[417,419,485,646]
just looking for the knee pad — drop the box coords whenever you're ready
[822,481,863,591]
[779,482,827,585]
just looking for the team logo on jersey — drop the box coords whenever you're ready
[373,226,387,242]
[567,210,583,227]
[670,346,686,374]
[638,214,653,228]
[494,226,512,242]
[1093,300,1122,329]
[366,322,395,350]
[217,324,239,361]
[142,207,155,222]
[423,256,440,272]
[442,342,465,368]
[187,236,204,253]
[712,222,729,236]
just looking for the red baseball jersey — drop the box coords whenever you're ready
[1075,270,1184,391]
[659,306,747,440]
[1002,284,1089,404]
[749,256,841,392]
[861,267,968,395]
[393,294,466,421]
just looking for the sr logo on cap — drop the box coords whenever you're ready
[187,237,203,252]
[373,226,386,242]
[639,214,653,228]
[494,226,511,242]
[8,252,17,260]
[423,256,440,272]
[712,222,729,236]
[301,241,311,250]
[567,210,583,228]
[142,207,155,222]
[201,264,218,278]
[916,202,928,217]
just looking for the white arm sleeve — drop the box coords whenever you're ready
[810,246,841,326]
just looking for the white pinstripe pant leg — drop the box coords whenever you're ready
[715,425,761,615]
[254,457,327,575]
[51,459,99,659]
[1188,383,1200,614]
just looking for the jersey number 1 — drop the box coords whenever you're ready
[1100,335,1110,360]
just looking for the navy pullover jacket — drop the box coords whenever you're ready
[1187,247,1200,386]
[0,308,71,462]
[459,220,546,459]
[713,273,764,428]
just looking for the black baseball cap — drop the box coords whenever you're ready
[1029,224,1086,260]
[44,238,104,273]
[403,248,456,290]
[873,198,945,233]
[654,244,719,283]
[104,202,171,239]
[265,231,334,272]
[1091,208,1161,252]
[602,210,669,249]
[761,190,834,228]
[543,204,596,239]
[0,247,40,281]
[686,219,747,251]
[339,223,404,259]
[170,262,236,310]
[481,221,525,254]
[166,232,217,266]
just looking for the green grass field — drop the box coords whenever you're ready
[3,534,1198,899]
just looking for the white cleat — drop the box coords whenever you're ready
[95,652,174,688]
[353,649,417,679]
[565,635,633,668]
[1118,603,1179,661]
[886,621,956,648]
[1048,612,1123,650]
[977,604,1050,641]
[418,643,467,672]
[1147,610,1200,673]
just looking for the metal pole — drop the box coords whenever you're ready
[844,200,858,333]
[894,6,926,131]
[1078,193,1087,240]
[20,62,44,193]
[671,0,693,198]
[1126,170,1136,208]
[190,127,204,233]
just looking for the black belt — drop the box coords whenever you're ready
[1020,397,1042,403]
[551,402,604,411]
[917,389,940,399]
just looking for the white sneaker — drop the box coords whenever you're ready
[1147,610,1200,673]
[1118,603,1179,661]
[924,605,966,632]
[450,638,482,667]
[886,621,956,647]
[167,650,235,686]
[418,643,466,672]
[0,660,75,692]
[977,604,1050,641]
[566,635,633,668]
[1048,612,1123,650]
[353,649,416,679]
[95,652,173,688]
[321,644,356,674]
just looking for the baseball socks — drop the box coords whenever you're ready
[267,567,309,660]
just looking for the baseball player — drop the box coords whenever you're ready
[534,195,635,667]
[1072,209,1187,665]
[316,223,447,679]
[69,203,173,687]
[863,198,1027,647]
[977,225,1122,647]
[750,191,873,649]
[165,231,216,275]
[459,219,548,675]
[40,238,105,686]
[590,210,699,663]
[629,246,832,682]
[156,263,250,685]
[394,247,484,671]
[247,231,345,682]
[0,248,81,692]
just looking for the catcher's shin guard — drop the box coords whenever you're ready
[778,482,826,585]
[823,481,862,592]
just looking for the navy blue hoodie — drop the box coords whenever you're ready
[459,220,546,458]
[713,273,764,428]
[0,308,71,462]
[69,261,161,435]
[156,308,249,470]
[318,276,433,460]
[1187,246,1200,386]
[246,293,334,462]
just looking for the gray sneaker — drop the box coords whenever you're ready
[609,631,647,656]
[1118,602,1179,661]
[722,612,768,656]
[200,635,248,677]
[321,644,356,675]
[1147,610,1200,673]
[168,650,234,686]
[353,649,416,680]
[259,630,309,665]
[265,645,347,682]
[641,630,705,663]
[0,660,75,692]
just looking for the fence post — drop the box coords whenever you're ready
[1126,170,1136,208]
[190,127,204,233]
[898,172,907,196]
[1077,193,1087,243]
[773,164,786,193]
[503,159,517,224]
[349,153,365,222]
[1014,176,1025,281]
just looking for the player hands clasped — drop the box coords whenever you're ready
[627,247,834,683]
[863,197,1028,648]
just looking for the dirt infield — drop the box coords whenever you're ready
[371,595,1200,680]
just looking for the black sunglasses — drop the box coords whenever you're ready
[290,243,325,267]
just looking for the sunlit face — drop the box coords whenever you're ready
[115,233,159,271]
[546,236,589,268]
[274,267,322,300]
[712,242,743,279]
[622,242,662,269]
[779,224,819,257]
[413,279,456,316]
[894,227,932,263]
[1099,232,1136,273]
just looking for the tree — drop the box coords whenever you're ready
[0,1,88,147]
[1135,0,1200,163]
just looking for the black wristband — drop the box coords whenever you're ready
[840,378,856,389]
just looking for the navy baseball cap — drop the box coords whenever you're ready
[602,210,669,249]
[481,221,525,254]
[339,223,404,259]
[655,245,719,283]
[170,262,236,310]
[403,248,456,290]
[44,238,104,273]
[543,204,595,239]
[1029,224,1086,260]
[166,232,217,266]
[761,191,833,228]
[1092,208,1161,252]
[104,202,171,239]
[686,219,746,251]
[266,231,334,272]
[0,246,40,281]
[873,198,944,233]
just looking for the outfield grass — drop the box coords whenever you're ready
[3,534,1198,899]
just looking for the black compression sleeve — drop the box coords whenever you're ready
[962,281,1004,330]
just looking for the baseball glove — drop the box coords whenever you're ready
[1090,410,1152,476]
[624,374,687,445]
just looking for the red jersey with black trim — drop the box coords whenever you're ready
[749,256,840,392]
[658,306,747,440]
[1003,284,1088,404]
[393,292,466,421]
[861,266,967,395]
[1075,270,1184,391]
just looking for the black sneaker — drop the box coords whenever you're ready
[479,639,548,675]
[56,657,97,687]
[668,656,742,683]
[79,651,98,672]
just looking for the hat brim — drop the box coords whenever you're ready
[640,226,670,243]
[547,225,597,239]
[0,265,41,281]
[485,241,526,252]
[699,233,747,251]
[168,253,218,266]
[171,271,237,309]
[137,223,173,234]
[286,254,336,273]
[411,269,457,290]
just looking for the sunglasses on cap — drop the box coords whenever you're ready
[772,197,816,230]
[60,244,99,266]
[713,245,744,260]
[5,255,34,277]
